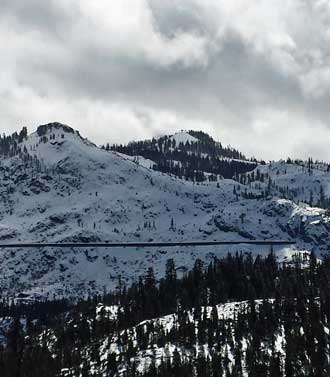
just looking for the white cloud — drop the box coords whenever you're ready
[60,0,211,69]
[1,0,330,160]
[224,108,330,161]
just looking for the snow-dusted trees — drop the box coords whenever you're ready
[0,127,28,157]
[1,251,330,376]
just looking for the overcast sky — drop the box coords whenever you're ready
[1,0,330,160]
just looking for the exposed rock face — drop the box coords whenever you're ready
[37,122,75,136]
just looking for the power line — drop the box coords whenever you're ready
[0,240,296,249]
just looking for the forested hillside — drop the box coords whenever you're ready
[108,131,259,181]
[0,251,329,376]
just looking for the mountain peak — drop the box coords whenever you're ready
[36,122,77,137]
[19,122,99,166]
[169,131,199,144]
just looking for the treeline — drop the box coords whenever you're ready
[107,131,259,180]
[1,251,330,376]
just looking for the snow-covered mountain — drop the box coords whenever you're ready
[0,122,330,299]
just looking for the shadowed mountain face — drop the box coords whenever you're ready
[0,123,329,299]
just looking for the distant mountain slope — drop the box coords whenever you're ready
[0,123,330,299]
[237,160,330,208]
[108,130,258,181]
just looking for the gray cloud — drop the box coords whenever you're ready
[1,0,330,161]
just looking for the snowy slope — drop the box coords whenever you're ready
[169,131,199,144]
[0,123,330,299]
[245,160,330,205]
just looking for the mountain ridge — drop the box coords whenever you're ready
[0,122,329,299]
